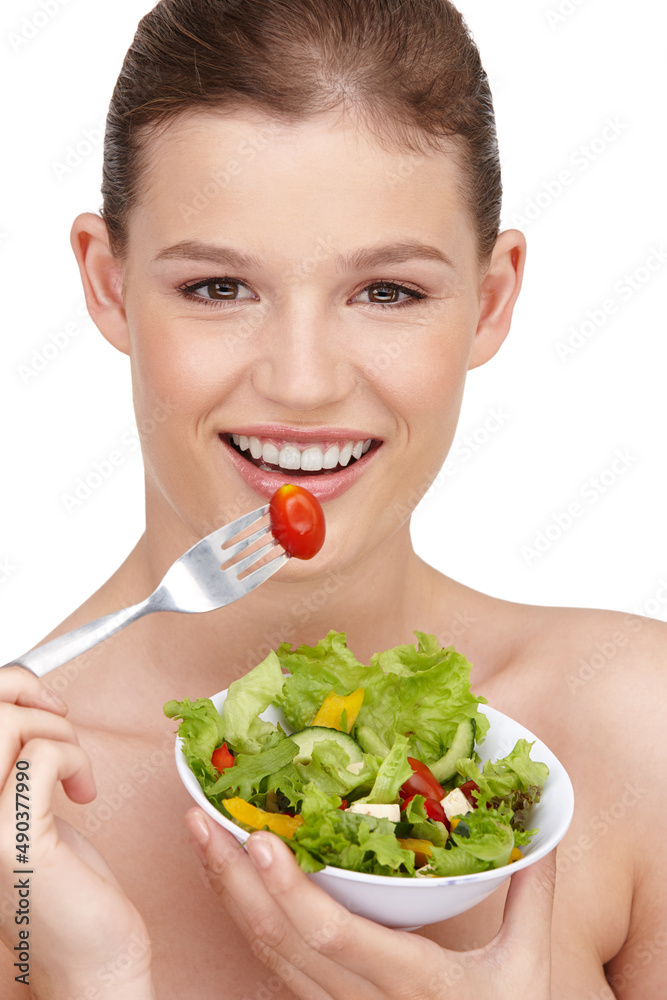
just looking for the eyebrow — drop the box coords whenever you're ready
[153,239,455,271]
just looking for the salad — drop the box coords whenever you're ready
[165,630,548,878]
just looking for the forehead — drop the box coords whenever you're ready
[128,109,476,266]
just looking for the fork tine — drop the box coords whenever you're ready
[220,523,270,563]
[208,504,270,547]
[231,537,280,575]
[236,551,290,591]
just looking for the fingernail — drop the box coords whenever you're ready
[41,687,67,711]
[185,810,210,864]
[247,834,273,870]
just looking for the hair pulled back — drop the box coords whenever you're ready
[102,0,502,265]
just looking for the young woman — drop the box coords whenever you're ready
[1,1,665,997]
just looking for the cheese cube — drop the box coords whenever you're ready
[440,788,471,822]
[346,802,401,822]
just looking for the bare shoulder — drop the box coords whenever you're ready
[511,602,666,715]
[504,604,667,997]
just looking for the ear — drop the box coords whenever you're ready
[70,213,130,355]
[468,229,527,370]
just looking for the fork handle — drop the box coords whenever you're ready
[1,596,155,678]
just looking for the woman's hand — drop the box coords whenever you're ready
[0,667,153,999]
[185,806,556,1000]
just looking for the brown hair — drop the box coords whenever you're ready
[102,0,502,266]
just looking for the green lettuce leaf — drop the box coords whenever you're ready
[423,844,493,877]
[362,735,412,804]
[355,632,488,764]
[295,739,379,800]
[291,786,416,876]
[274,631,380,730]
[450,809,515,867]
[210,733,298,801]
[221,650,285,754]
[457,738,548,828]
[163,696,226,786]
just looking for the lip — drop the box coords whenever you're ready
[220,433,382,502]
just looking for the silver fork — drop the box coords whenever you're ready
[3,504,288,678]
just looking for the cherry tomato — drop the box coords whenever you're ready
[459,779,480,807]
[399,757,444,804]
[269,484,325,560]
[401,793,449,829]
[211,743,234,772]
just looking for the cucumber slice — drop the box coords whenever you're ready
[429,719,475,783]
[289,726,365,765]
[355,725,390,759]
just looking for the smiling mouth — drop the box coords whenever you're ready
[222,433,378,476]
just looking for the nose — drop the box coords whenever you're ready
[252,301,355,411]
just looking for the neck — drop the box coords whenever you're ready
[102,517,445,706]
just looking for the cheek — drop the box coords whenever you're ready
[371,309,474,439]
[128,310,238,429]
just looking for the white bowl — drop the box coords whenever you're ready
[175,692,574,929]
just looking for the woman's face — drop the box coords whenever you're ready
[116,110,497,575]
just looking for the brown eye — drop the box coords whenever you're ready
[367,283,400,304]
[206,280,239,300]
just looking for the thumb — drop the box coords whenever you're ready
[499,848,557,954]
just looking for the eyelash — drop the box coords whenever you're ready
[176,278,428,310]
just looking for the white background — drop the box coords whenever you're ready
[1,0,665,663]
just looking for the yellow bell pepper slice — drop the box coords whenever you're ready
[223,797,304,839]
[311,687,364,732]
[397,837,434,868]
[509,847,523,863]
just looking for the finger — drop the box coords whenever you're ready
[499,849,557,957]
[244,830,434,992]
[0,738,96,829]
[0,665,68,715]
[0,703,84,790]
[185,809,345,1000]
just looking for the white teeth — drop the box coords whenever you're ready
[248,435,263,460]
[300,446,324,472]
[232,434,373,471]
[262,442,280,465]
[322,445,340,469]
[278,445,301,470]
